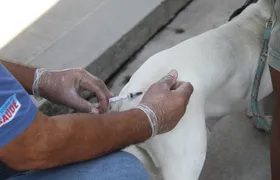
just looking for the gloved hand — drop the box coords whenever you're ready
[137,70,193,136]
[34,68,113,114]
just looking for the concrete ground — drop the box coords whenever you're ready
[107,0,272,179]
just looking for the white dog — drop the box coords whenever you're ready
[112,0,273,179]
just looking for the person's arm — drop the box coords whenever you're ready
[0,67,193,171]
[0,58,113,113]
[0,109,151,171]
[270,67,280,180]
[0,62,151,170]
[0,58,36,94]
[271,111,280,180]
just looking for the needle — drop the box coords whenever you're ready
[93,92,144,107]
[109,92,143,104]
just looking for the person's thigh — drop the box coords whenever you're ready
[268,2,280,179]
[7,151,150,180]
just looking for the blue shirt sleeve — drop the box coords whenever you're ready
[0,63,37,148]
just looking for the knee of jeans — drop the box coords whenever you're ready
[5,152,151,180]
[108,151,150,180]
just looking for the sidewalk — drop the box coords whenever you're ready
[0,0,192,114]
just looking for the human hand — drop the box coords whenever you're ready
[137,70,193,136]
[35,68,113,114]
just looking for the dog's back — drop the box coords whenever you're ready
[115,21,263,115]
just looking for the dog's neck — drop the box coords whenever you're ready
[228,0,274,100]
[231,0,273,37]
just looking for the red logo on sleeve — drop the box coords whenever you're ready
[0,95,21,127]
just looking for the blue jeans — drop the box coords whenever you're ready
[1,152,150,180]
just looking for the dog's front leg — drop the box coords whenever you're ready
[141,97,207,180]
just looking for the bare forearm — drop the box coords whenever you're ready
[0,58,36,94]
[1,109,151,170]
[271,109,280,180]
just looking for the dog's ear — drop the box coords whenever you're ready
[228,0,258,21]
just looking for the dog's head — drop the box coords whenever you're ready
[228,0,258,21]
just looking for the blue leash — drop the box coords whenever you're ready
[250,20,272,133]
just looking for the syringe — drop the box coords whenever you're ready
[109,92,143,104]
[93,92,143,107]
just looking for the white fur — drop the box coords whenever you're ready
[112,0,273,179]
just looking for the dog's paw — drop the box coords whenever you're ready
[244,108,253,118]
[251,119,264,131]
[265,115,273,127]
